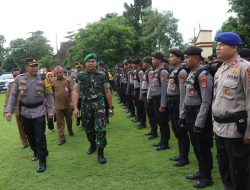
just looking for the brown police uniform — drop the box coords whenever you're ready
[52,77,74,142]
[4,81,28,147]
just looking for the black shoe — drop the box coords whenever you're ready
[152,142,162,147]
[76,121,80,126]
[32,155,39,161]
[148,134,158,140]
[69,131,74,136]
[169,156,180,161]
[137,124,146,129]
[58,139,66,145]
[87,144,97,155]
[155,145,169,151]
[186,171,201,180]
[37,163,46,173]
[131,118,140,122]
[193,179,213,188]
[98,148,106,164]
[144,132,152,136]
[174,159,190,167]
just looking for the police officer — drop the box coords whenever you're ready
[179,46,214,188]
[72,53,114,164]
[213,32,250,190]
[141,57,158,139]
[133,58,146,129]
[167,49,190,166]
[238,48,250,61]
[5,58,55,173]
[148,52,170,151]
[52,66,74,145]
[75,62,84,127]
[4,68,29,149]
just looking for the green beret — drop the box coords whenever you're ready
[82,53,97,63]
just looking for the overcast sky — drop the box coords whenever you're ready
[1,0,231,52]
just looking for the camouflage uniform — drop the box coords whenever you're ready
[76,70,110,148]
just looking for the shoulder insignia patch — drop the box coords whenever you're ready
[199,76,207,88]
[179,73,186,83]
[231,64,241,75]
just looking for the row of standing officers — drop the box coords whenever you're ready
[114,32,250,189]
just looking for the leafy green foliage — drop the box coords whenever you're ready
[3,31,53,72]
[68,16,136,67]
[141,9,183,55]
[219,0,250,47]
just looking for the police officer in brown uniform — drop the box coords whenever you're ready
[5,58,55,173]
[52,66,74,145]
[4,68,29,148]
[213,32,250,190]
[179,47,214,188]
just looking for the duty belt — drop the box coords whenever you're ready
[213,111,247,123]
[19,101,43,108]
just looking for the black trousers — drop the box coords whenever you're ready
[152,96,170,146]
[185,106,213,179]
[77,98,82,125]
[21,115,48,161]
[216,135,248,190]
[134,88,146,125]
[142,94,158,135]
[167,98,190,161]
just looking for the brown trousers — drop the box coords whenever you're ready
[16,114,28,146]
[56,109,73,140]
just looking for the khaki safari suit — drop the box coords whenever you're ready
[4,81,28,147]
[52,77,74,141]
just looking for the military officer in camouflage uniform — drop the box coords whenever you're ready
[213,32,250,190]
[72,53,114,164]
[5,58,55,173]
[179,47,214,188]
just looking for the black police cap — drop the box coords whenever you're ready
[152,52,164,61]
[183,46,203,56]
[238,48,250,58]
[169,48,184,60]
[132,58,142,65]
[142,56,152,64]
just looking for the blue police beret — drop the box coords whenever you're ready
[215,32,242,46]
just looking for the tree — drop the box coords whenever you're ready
[123,0,152,34]
[3,31,54,72]
[67,16,136,67]
[141,9,183,54]
[219,0,250,47]
[39,55,55,70]
[0,35,6,73]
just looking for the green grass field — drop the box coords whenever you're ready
[0,93,223,190]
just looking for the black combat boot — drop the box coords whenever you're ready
[68,128,74,136]
[87,142,97,155]
[37,158,46,173]
[97,148,106,164]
